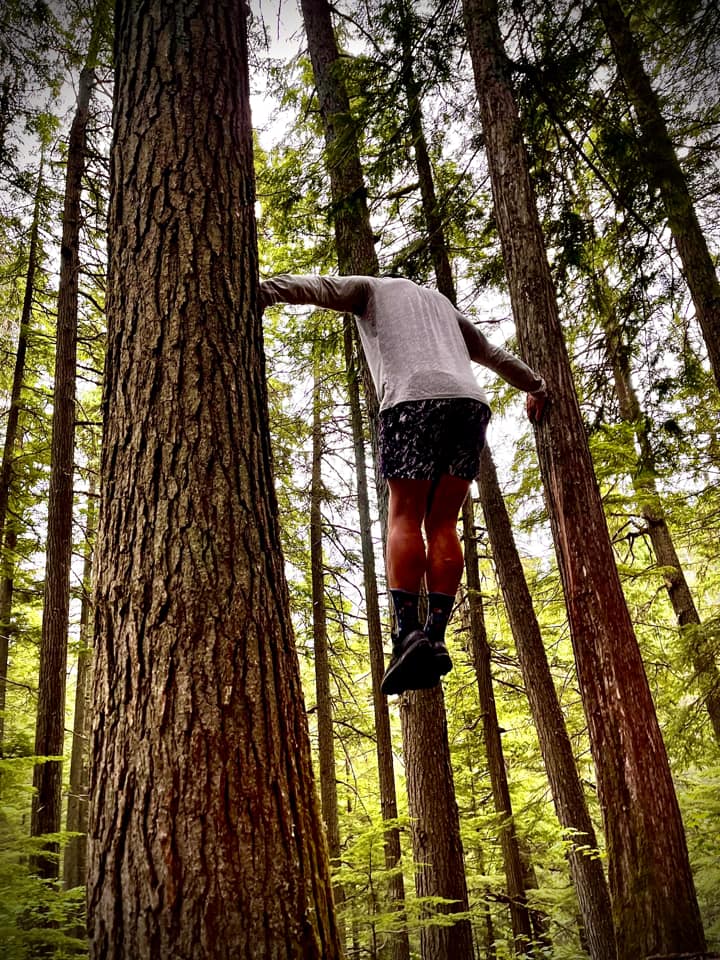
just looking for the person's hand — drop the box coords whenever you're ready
[526,391,547,423]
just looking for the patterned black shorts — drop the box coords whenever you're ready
[378,398,491,481]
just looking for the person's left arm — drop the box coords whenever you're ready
[457,312,548,422]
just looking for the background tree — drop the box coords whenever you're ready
[462,0,708,955]
[31,5,106,879]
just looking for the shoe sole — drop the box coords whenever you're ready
[434,648,453,676]
[381,634,439,696]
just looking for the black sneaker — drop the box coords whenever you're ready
[431,639,453,677]
[381,628,439,695]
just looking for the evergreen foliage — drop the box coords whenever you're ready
[0,0,718,954]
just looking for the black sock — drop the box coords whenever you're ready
[425,592,455,644]
[390,589,420,639]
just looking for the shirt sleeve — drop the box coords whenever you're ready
[259,275,371,315]
[456,312,547,396]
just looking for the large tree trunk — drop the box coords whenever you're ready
[0,156,44,755]
[595,0,720,395]
[401,687,475,960]
[87,3,342,956]
[462,497,535,954]
[595,276,720,743]
[31,49,96,879]
[398,15,616,954]
[63,473,96,890]
[462,1,707,957]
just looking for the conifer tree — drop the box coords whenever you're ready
[31,12,105,876]
[87,2,341,954]
[592,271,720,743]
[594,0,720,396]
[298,3,414,957]
[0,152,47,756]
[310,354,345,922]
[388,5,617,950]
[63,471,96,890]
[461,0,707,955]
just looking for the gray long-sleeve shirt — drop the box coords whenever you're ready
[260,274,546,412]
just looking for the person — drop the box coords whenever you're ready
[259,274,547,696]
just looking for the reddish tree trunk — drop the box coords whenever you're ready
[401,687,475,960]
[397,14,616,952]
[31,53,95,878]
[461,1,706,956]
[462,497,536,952]
[87,3,341,956]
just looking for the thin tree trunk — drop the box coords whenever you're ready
[87,3,342,955]
[343,320,412,960]
[0,155,45,755]
[63,473,96,890]
[0,527,17,760]
[473,839,497,960]
[462,1,707,956]
[398,15,616,955]
[297,0,384,473]
[595,0,720,395]
[299,5,414,959]
[462,497,535,954]
[401,686,475,960]
[310,362,345,928]
[31,46,97,878]
[596,275,720,743]
[297,0,378,279]
[476,447,617,960]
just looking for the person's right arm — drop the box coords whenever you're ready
[259,275,371,314]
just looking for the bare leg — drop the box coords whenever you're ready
[386,477,433,591]
[381,478,439,695]
[424,474,472,595]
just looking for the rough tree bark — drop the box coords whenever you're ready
[462,1,707,957]
[401,688,475,960]
[477,447,617,960]
[87,3,342,956]
[595,0,720,395]
[31,41,97,878]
